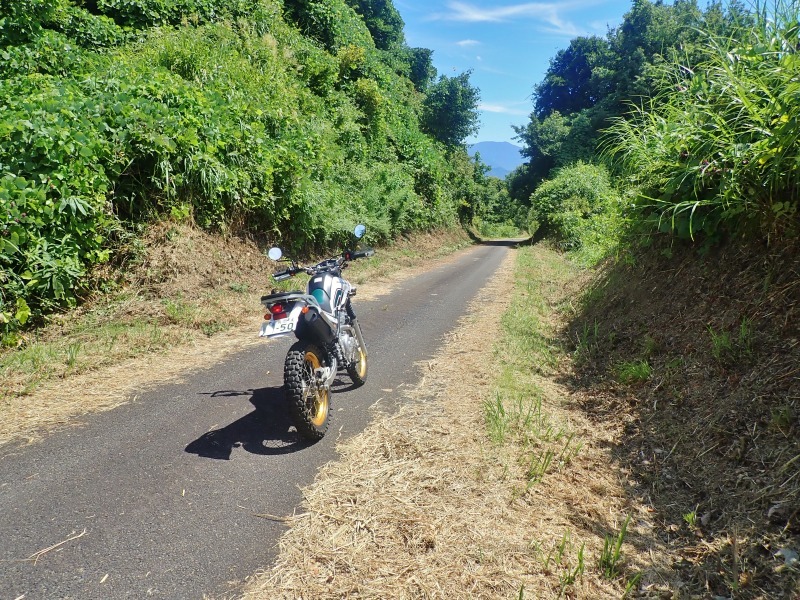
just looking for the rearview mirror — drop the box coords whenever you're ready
[354,224,366,239]
[267,247,282,261]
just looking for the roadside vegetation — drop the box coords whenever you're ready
[0,0,508,345]
[494,1,800,597]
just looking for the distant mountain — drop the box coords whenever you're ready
[468,141,525,179]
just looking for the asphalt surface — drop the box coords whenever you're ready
[0,241,515,600]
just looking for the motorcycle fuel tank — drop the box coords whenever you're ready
[307,273,350,314]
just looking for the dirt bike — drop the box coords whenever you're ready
[259,225,374,440]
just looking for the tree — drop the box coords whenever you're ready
[512,110,598,186]
[405,46,436,92]
[422,71,480,147]
[509,0,754,207]
[344,0,405,50]
[534,35,612,119]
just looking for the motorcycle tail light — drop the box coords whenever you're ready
[269,304,288,320]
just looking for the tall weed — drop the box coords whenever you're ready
[605,2,800,242]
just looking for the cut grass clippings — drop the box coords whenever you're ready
[0,225,472,448]
[566,236,800,598]
[240,244,656,599]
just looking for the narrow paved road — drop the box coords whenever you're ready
[0,242,514,600]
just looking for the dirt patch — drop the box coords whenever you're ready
[239,246,654,599]
[565,237,800,598]
[0,225,472,448]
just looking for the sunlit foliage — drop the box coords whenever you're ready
[0,0,489,342]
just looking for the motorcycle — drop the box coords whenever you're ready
[259,225,374,440]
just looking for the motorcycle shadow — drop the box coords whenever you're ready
[185,386,313,459]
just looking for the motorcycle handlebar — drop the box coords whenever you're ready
[272,268,294,281]
[272,248,374,281]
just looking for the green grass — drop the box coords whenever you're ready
[533,530,586,596]
[0,304,195,399]
[615,360,652,385]
[474,218,526,239]
[574,320,600,364]
[709,317,755,364]
[598,514,631,579]
[228,282,250,293]
[483,245,583,485]
[489,248,636,589]
[683,508,698,529]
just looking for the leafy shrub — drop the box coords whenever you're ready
[0,75,118,328]
[0,0,493,344]
[0,28,96,78]
[604,5,800,242]
[0,0,57,45]
[282,0,373,51]
[95,0,219,29]
[49,5,125,49]
[528,162,623,254]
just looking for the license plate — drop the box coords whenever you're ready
[259,318,295,338]
[259,304,302,338]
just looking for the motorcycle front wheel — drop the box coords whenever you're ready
[346,334,368,386]
[284,342,330,440]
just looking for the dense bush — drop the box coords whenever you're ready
[528,163,623,256]
[604,6,800,242]
[0,0,490,343]
[508,0,751,203]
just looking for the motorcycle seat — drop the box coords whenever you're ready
[260,291,321,309]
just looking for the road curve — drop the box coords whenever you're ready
[0,241,515,600]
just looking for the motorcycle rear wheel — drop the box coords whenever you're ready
[284,342,330,440]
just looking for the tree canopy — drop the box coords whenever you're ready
[344,0,405,50]
[509,0,753,198]
[422,71,481,147]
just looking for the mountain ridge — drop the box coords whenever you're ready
[468,141,524,178]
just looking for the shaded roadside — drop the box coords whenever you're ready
[560,238,800,598]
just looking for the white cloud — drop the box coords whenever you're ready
[455,39,481,46]
[436,1,557,23]
[479,103,529,116]
[430,1,591,37]
[588,19,614,33]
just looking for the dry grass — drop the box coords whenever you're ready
[240,246,659,599]
[565,237,800,598]
[0,225,472,448]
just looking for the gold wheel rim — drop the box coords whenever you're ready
[356,347,367,378]
[304,350,329,427]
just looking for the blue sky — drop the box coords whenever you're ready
[395,0,635,145]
